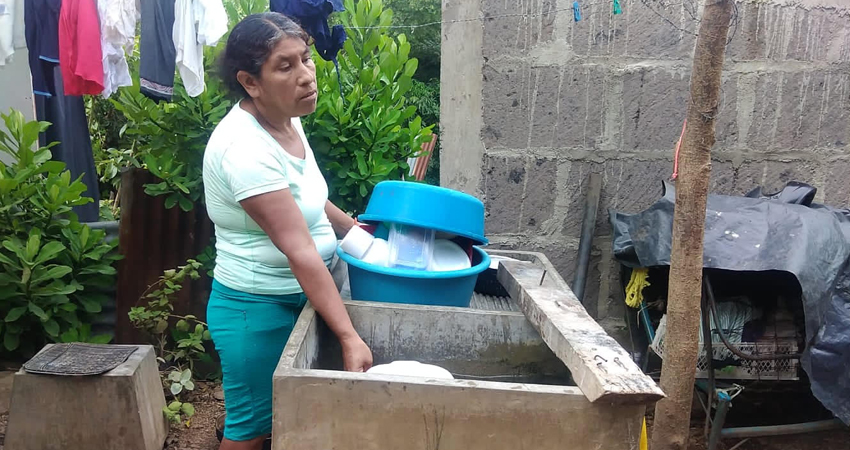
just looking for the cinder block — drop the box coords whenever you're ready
[825,159,850,208]
[815,73,850,148]
[5,345,167,450]
[731,160,766,194]
[618,0,697,59]
[596,159,671,236]
[709,160,737,195]
[715,74,740,148]
[481,0,557,58]
[775,72,827,149]
[559,160,600,239]
[520,157,558,231]
[552,66,609,148]
[622,67,689,151]
[761,159,821,193]
[742,72,782,151]
[483,153,526,234]
[528,66,563,148]
[482,63,531,149]
[569,2,629,58]
[726,3,850,63]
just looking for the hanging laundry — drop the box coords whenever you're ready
[173,0,226,97]
[97,0,137,98]
[0,0,17,65]
[34,66,100,222]
[195,0,227,46]
[59,0,105,96]
[24,0,61,97]
[270,0,346,63]
[11,0,24,49]
[140,0,177,102]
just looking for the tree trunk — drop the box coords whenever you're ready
[650,1,734,450]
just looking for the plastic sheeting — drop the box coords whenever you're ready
[610,181,850,425]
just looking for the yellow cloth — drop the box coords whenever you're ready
[625,267,650,308]
[640,417,648,450]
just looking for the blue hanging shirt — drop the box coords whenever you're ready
[24,0,62,96]
[270,0,346,62]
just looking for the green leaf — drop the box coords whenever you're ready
[78,296,103,313]
[90,334,113,344]
[5,306,27,322]
[180,402,195,417]
[176,319,189,332]
[60,328,79,343]
[202,330,211,341]
[168,371,182,382]
[30,265,73,285]
[180,368,192,382]
[25,230,41,262]
[34,241,65,266]
[3,331,19,351]
[155,319,168,334]
[28,303,49,321]
[43,319,60,337]
[183,380,195,391]
[170,383,183,396]
[167,401,183,411]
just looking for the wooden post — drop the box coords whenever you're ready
[650,1,734,449]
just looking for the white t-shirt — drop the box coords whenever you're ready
[97,0,136,98]
[202,102,337,295]
[173,0,227,97]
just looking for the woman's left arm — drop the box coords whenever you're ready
[325,200,357,238]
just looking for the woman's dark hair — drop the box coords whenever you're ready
[219,12,310,98]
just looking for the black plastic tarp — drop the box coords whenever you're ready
[610,181,850,425]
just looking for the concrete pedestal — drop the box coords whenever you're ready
[4,344,167,450]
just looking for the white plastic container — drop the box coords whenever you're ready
[387,223,436,270]
[428,239,472,272]
[339,226,390,267]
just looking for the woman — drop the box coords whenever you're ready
[202,12,373,450]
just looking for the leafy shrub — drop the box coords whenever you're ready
[383,0,441,81]
[129,259,212,426]
[0,110,119,357]
[111,78,232,212]
[305,0,435,214]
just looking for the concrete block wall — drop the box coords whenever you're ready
[441,0,850,340]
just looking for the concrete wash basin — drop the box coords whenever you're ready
[273,251,663,450]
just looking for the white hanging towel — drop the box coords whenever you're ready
[97,0,137,98]
[173,0,227,98]
[0,0,17,65]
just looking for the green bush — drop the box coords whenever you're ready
[383,0,441,81]
[305,0,435,214]
[105,0,433,216]
[0,110,119,357]
[111,77,232,211]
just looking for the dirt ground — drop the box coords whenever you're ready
[0,380,846,449]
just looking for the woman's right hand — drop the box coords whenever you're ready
[340,334,373,372]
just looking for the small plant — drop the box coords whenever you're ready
[163,400,196,426]
[129,259,211,427]
[0,109,119,358]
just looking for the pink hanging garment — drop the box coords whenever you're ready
[59,0,104,95]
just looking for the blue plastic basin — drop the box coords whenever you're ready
[338,246,491,307]
[358,181,488,245]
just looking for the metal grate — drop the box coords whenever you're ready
[652,336,800,381]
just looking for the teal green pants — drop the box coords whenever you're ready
[206,279,307,441]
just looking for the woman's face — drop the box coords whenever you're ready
[240,37,317,118]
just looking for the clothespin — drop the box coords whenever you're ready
[613,0,622,15]
[573,1,582,22]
